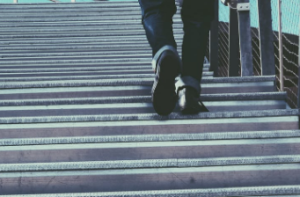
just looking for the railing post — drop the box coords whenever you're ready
[237,0,253,76]
[209,0,219,77]
[257,0,276,76]
[14,0,18,3]
[297,25,300,108]
[278,0,284,91]
[71,0,76,2]
[229,7,240,76]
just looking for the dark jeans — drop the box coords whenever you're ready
[138,0,215,82]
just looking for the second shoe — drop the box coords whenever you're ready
[178,86,209,114]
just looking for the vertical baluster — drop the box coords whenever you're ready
[297,25,300,108]
[257,0,275,76]
[229,7,240,76]
[209,0,219,77]
[14,0,18,3]
[71,0,76,2]
[237,0,253,76]
[278,0,284,91]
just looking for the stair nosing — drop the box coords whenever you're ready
[1,130,299,146]
[0,92,287,106]
[0,109,298,124]
[1,155,300,172]
[0,186,299,197]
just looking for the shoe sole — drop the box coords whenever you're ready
[152,51,180,116]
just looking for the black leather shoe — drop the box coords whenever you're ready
[178,87,209,114]
[152,50,181,116]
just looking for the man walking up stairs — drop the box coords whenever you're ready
[138,0,213,115]
[0,1,299,196]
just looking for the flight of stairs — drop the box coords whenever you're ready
[0,1,300,196]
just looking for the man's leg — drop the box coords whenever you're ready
[176,0,215,114]
[138,0,181,115]
[138,0,177,56]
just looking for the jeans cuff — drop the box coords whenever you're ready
[151,45,182,72]
[175,76,201,94]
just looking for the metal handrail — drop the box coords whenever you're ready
[210,0,300,108]
[210,0,276,77]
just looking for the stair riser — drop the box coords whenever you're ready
[0,87,275,100]
[0,101,287,117]
[0,21,182,27]
[0,10,150,14]
[203,85,275,94]
[0,3,144,7]
[0,67,209,77]
[1,166,300,194]
[1,130,298,145]
[1,139,300,163]
[0,56,155,62]
[0,49,154,55]
[0,9,144,12]
[2,76,272,87]
[0,8,144,13]
[0,25,184,32]
[0,48,181,55]
[0,70,156,78]
[0,14,180,19]
[0,29,183,37]
[0,51,157,58]
[0,37,182,45]
[0,51,191,62]
[0,117,298,138]
[0,49,184,59]
[0,5,154,10]
[0,47,167,53]
[0,21,181,28]
[0,45,179,51]
[2,155,300,172]
[0,12,152,18]
[0,92,287,106]
[0,30,183,37]
[0,187,299,197]
[0,66,207,73]
[0,74,214,82]
[0,62,154,68]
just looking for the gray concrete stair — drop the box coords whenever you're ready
[0,1,299,196]
[1,187,300,197]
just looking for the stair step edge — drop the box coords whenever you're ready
[1,130,299,145]
[0,92,287,106]
[0,109,298,124]
[0,76,276,89]
[1,155,300,172]
[0,185,299,197]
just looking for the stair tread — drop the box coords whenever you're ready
[1,130,299,145]
[0,155,300,172]
[0,92,287,106]
[0,74,213,82]
[0,1,298,196]
[0,76,276,89]
[0,186,299,197]
[0,109,298,124]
